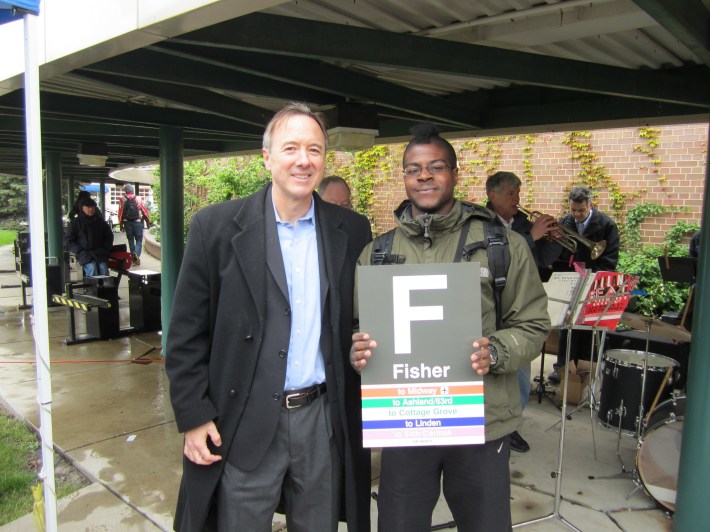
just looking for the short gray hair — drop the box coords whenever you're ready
[486,171,521,195]
[568,186,593,204]
[262,102,328,152]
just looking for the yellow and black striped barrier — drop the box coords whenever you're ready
[51,294,111,311]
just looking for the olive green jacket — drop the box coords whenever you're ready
[356,199,550,441]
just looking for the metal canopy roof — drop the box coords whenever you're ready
[0,0,709,180]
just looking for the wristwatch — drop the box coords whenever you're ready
[487,344,499,368]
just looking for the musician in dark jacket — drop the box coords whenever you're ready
[557,186,619,272]
[550,186,620,381]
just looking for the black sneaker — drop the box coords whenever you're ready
[548,370,560,384]
[509,431,530,453]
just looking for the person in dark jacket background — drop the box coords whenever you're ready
[550,186,620,382]
[485,171,562,453]
[118,183,151,266]
[556,186,619,272]
[64,196,114,277]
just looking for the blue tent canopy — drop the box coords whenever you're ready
[0,1,40,25]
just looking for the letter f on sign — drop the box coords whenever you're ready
[392,275,446,354]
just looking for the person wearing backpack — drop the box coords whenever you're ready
[118,183,150,265]
[350,123,549,532]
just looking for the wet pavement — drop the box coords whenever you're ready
[0,235,673,531]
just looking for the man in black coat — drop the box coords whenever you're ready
[556,186,619,272]
[165,103,372,532]
[550,185,620,380]
[63,196,113,277]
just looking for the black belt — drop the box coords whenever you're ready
[283,382,327,409]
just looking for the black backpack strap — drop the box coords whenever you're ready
[484,221,510,330]
[457,219,511,330]
[453,218,473,263]
[371,229,405,265]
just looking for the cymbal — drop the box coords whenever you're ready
[619,312,692,342]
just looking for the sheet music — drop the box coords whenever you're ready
[543,272,587,327]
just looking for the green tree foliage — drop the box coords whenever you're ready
[152,156,271,242]
[618,217,699,317]
[0,174,28,228]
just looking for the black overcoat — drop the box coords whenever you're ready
[558,209,620,271]
[165,184,372,531]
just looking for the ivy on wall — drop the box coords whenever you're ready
[624,202,693,249]
[327,145,392,234]
[521,134,535,206]
[634,127,669,195]
[562,131,638,219]
[458,136,507,187]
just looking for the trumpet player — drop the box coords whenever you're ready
[486,171,562,453]
[557,186,619,272]
[549,186,620,384]
[485,172,563,279]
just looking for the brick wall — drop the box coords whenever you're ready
[328,123,708,246]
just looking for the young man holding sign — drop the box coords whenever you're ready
[351,123,549,531]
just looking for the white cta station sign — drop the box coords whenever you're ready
[357,262,484,447]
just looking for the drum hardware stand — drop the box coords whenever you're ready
[588,318,670,501]
[552,289,632,462]
[545,290,625,432]
[558,327,606,459]
[574,295,620,460]
[588,400,634,481]
[514,278,588,531]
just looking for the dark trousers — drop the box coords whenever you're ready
[217,394,341,532]
[377,437,512,532]
[124,220,144,256]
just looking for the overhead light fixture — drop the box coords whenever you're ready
[326,104,379,151]
[327,126,379,151]
[78,142,108,167]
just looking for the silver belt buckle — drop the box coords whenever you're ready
[285,392,305,409]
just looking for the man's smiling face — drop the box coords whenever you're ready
[403,143,458,217]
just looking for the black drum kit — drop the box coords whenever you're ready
[515,282,690,531]
[592,312,689,513]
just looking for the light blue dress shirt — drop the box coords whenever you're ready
[273,199,325,390]
[577,209,593,234]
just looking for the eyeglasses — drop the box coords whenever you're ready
[404,163,454,177]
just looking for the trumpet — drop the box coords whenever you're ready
[517,205,607,260]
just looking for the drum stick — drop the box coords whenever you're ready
[680,285,694,330]
[664,247,670,270]
[645,366,673,427]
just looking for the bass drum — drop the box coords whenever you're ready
[636,395,685,512]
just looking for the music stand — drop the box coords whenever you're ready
[657,256,696,330]
[657,256,696,284]
[514,272,590,531]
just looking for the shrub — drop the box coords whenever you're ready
[617,222,699,317]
